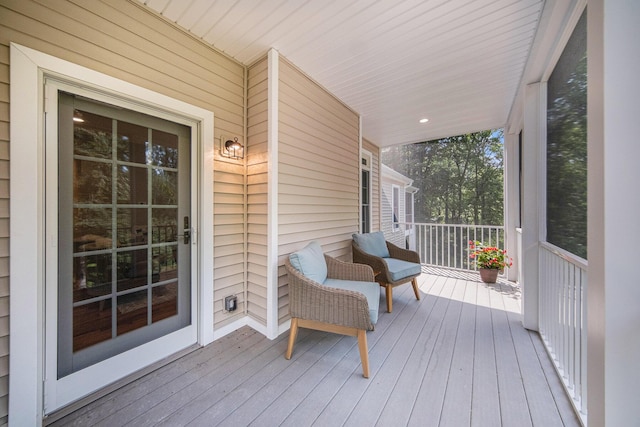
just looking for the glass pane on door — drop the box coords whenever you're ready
[58,92,191,377]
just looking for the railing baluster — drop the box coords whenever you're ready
[447,225,451,268]
[538,243,587,422]
[429,224,433,266]
[392,222,504,272]
[453,226,457,269]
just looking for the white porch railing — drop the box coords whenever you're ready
[397,223,504,271]
[539,242,588,424]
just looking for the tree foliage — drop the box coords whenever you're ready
[382,129,504,226]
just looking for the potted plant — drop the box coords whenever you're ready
[469,240,512,283]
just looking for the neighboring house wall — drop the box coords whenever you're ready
[0,0,246,422]
[381,165,413,248]
[246,57,269,326]
[277,57,360,326]
[362,138,381,232]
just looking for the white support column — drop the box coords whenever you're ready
[521,82,546,331]
[266,48,280,339]
[587,2,640,425]
[503,132,520,282]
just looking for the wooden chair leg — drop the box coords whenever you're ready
[385,284,393,313]
[285,318,299,360]
[412,277,420,300]
[357,329,370,378]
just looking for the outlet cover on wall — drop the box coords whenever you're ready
[224,295,237,312]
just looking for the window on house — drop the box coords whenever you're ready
[519,131,523,228]
[362,170,371,233]
[405,191,414,224]
[546,9,587,259]
[392,185,400,229]
[361,153,372,233]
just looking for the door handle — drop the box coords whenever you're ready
[177,216,190,244]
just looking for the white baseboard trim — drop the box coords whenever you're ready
[211,315,291,342]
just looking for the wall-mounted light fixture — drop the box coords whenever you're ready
[220,136,244,159]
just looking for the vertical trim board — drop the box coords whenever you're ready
[266,49,280,339]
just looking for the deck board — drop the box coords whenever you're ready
[343,276,439,426]
[374,274,449,426]
[529,326,583,427]
[52,269,580,427]
[439,279,475,427]
[181,332,338,426]
[500,281,565,427]
[471,279,501,427]
[124,328,299,426]
[314,281,427,426]
[408,277,464,424]
[490,281,533,427]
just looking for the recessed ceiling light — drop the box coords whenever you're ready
[419,118,429,123]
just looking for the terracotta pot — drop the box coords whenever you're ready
[479,268,499,283]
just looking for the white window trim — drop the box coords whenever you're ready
[9,43,214,423]
[405,190,415,232]
[361,149,373,233]
[406,191,414,224]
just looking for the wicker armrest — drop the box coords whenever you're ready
[386,241,421,264]
[352,241,387,275]
[325,254,375,282]
[285,258,374,331]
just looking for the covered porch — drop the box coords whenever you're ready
[52,268,579,426]
[3,0,639,425]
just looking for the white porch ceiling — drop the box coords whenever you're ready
[138,0,544,147]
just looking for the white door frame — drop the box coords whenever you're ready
[9,43,214,423]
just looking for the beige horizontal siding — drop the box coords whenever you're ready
[213,153,246,325]
[246,56,269,326]
[277,57,360,326]
[0,0,247,420]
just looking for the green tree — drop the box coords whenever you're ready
[382,129,504,226]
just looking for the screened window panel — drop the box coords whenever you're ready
[546,9,587,259]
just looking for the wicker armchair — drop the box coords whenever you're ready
[352,237,421,313]
[285,253,378,378]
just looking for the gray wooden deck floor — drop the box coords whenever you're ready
[52,269,580,427]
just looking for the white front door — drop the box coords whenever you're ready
[44,81,199,413]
